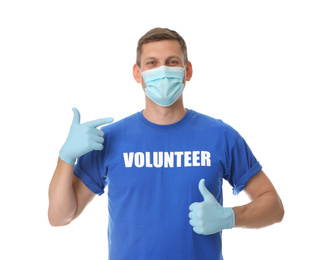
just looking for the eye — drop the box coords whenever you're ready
[168,60,179,66]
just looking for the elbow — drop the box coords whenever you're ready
[275,198,285,224]
[48,215,72,227]
[48,217,71,227]
[279,205,285,223]
[48,208,73,227]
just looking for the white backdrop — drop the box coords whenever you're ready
[1,0,329,259]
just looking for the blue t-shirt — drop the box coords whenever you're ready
[74,109,262,260]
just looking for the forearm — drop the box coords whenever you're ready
[48,157,77,226]
[233,191,284,229]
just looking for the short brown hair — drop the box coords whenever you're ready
[136,27,188,67]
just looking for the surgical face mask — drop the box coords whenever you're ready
[141,65,185,107]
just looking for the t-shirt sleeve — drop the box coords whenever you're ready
[223,132,262,195]
[74,148,107,196]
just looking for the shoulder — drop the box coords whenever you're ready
[189,109,239,138]
[101,112,139,135]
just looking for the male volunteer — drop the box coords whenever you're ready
[48,28,284,260]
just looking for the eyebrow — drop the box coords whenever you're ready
[144,57,157,61]
[143,56,183,62]
[166,55,182,60]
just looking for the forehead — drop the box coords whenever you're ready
[141,40,183,60]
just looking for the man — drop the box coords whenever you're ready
[48,28,284,260]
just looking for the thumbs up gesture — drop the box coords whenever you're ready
[59,108,114,165]
[189,179,235,235]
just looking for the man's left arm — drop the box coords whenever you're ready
[233,170,284,228]
[189,170,284,235]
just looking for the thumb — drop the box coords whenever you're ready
[72,107,81,125]
[198,179,214,202]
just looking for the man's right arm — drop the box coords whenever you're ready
[48,108,113,226]
[48,157,95,226]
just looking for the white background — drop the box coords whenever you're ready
[1,0,329,259]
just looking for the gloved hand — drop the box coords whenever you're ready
[189,179,235,235]
[59,108,114,165]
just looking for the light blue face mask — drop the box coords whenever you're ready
[141,65,185,107]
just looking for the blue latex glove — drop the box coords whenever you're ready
[59,108,113,165]
[189,179,235,235]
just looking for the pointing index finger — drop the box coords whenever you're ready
[85,117,114,128]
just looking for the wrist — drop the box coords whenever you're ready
[226,207,236,229]
[59,150,76,165]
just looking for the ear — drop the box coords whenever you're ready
[185,61,193,81]
[133,64,141,83]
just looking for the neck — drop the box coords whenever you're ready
[143,96,186,125]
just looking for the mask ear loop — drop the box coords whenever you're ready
[183,64,187,84]
[138,66,144,84]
